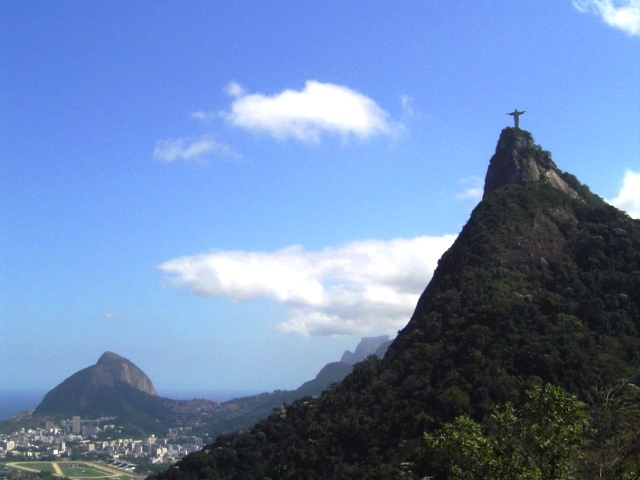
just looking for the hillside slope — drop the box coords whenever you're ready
[34,352,159,416]
[155,127,640,479]
[32,352,178,434]
[196,336,391,438]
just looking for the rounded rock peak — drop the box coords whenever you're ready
[95,351,157,396]
[483,127,579,200]
[97,351,127,365]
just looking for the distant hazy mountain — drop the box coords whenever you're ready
[34,351,158,416]
[201,335,392,437]
[4,337,391,439]
[306,335,392,388]
[340,335,391,365]
[31,352,175,433]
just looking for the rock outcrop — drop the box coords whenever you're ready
[34,352,159,416]
[483,127,579,200]
[340,335,391,365]
[93,351,157,395]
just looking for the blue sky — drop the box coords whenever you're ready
[1,1,639,398]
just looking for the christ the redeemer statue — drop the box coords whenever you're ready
[508,109,525,129]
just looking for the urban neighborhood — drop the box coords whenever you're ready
[1,415,203,468]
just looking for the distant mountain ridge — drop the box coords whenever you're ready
[5,337,391,438]
[196,335,392,436]
[340,335,391,365]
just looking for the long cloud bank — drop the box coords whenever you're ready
[158,235,456,336]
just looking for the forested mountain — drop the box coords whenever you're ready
[152,127,640,479]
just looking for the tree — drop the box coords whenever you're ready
[424,384,589,479]
[578,381,640,480]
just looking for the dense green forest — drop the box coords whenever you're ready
[151,129,640,479]
[425,382,640,479]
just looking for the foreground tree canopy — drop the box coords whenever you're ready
[425,383,640,479]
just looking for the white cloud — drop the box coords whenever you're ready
[103,312,119,320]
[456,187,484,201]
[158,235,456,336]
[573,0,640,35]
[223,80,403,143]
[225,81,245,98]
[455,177,484,201]
[607,169,640,218]
[400,95,415,121]
[153,135,240,162]
[190,111,217,124]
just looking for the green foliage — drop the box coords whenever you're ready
[425,384,589,479]
[425,383,640,479]
[579,381,640,479]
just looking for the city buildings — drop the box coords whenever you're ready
[0,417,203,466]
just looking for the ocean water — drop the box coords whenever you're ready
[0,389,46,420]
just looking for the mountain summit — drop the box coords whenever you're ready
[155,128,640,479]
[94,352,157,395]
[483,127,579,199]
[340,335,391,365]
[34,352,159,417]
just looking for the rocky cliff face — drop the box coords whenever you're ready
[340,335,391,365]
[483,127,579,200]
[34,352,158,416]
[94,351,157,395]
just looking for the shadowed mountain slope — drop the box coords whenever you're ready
[34,352,156,415]
[198,336,392,437]
[26,353,184,437]
[34,352,166,419]
[153,127,640,479]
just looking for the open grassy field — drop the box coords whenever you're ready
[5,461,136,480]
[11,462,58,474]
[57,462,113,478]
